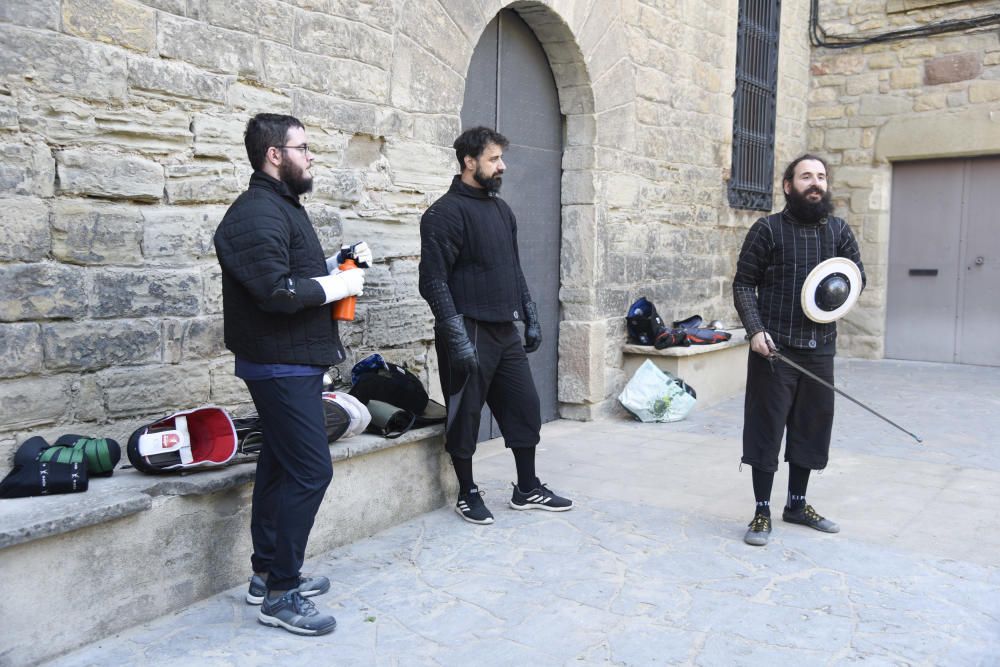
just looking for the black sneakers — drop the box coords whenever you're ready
[782,504,840,533]
[246,573,331,605]
[257,588,337,636]
[455,487,494,524]
[743,513,772,546]
[509,481,573,511]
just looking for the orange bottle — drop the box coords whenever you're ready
[331,258,357,321]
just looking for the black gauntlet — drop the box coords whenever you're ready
[523,301,542,353]
[436,315,479,376]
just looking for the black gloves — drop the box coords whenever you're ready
[436,315,478,375]
[523,301,542,353]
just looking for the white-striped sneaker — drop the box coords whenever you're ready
[509,481,573,511]
[455,487,494,524]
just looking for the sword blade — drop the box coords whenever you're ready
[770,350,923,444]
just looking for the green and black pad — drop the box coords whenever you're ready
[0,436,89,498]
[50,434,121,476]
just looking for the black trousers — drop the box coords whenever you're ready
[741,349,835,473]
[436,318,541,458]
[244,374,333,591]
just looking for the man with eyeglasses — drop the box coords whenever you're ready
[215,113,370,636]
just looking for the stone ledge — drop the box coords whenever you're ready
[623,329,748,408]
[0,425,444,550]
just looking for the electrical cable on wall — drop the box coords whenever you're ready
[809,0,1000,49]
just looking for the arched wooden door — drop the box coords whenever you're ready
[461,9,563,441]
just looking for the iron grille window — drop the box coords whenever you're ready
[729,0,782,211]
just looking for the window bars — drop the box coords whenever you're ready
[729,0,782,211]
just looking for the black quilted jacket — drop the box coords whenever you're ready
[214,171,344,365]
[418,176,532,323]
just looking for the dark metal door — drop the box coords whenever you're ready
[886,157,1000,366]
[461,10,563,441]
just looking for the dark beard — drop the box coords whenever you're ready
[784,186,833,223]
[473,165,502,193]
[279,161,313,195]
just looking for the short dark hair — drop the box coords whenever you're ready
[783,154,829,185]
[453,126,509,169]
[244,113,304,171]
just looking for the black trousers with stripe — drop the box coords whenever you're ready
[436,318,541,459]
[741,349,835,473]
[244,374,333,591]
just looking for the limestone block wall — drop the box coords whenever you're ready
[0,0,816,458]
[807,0,1000,357]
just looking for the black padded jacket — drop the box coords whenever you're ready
[418,176,532,323]
[214,171,345,366]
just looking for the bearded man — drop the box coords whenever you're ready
[733,154,866,547]
[419,126,573,525]
[215,113,371,635]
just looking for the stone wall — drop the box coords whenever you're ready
[0,0,815,463]
[807,0,1000,357]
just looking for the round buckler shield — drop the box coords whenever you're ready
[801,257,863,324]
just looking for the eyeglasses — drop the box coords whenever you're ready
[276,144,310,154]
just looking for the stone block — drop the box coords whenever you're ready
[51,201,143,266]
[142,205,225,260]
[0,25,127,102]
[389,35,465,114]
[826,127,862,151]
[262,41,387,104]
[593,60,632,111]
[969,81,1000,104]
[889,67,921,90]
[296,12,393,70]
[0,323,43,378]
[165,162,241,205]
[0,197,49,262]
[92,269,201,318]
[925,52,982,85]
[56,149,163,202]
[563,170,596,206]
[41,320,161,371]
[138,0,186,14]
[389,259,421,302]
[203,0,297,45]
[399,1,468,73]
[192,114,249,161]
[157,13,261,77]
[210,357,248,405]
[0,376,69,431]
[0,1,59,29]
[97,363,212,417]
[382,140,453,190]
[326,0,397,32]
[436,0,485,40]
[0,263,88,322]
[17,99,192,154]
[362,301,433,346]
[127,57,229,105]
[201,265,223,315]
[0,141,55,197]
[558,319,605,403]
[560,205,597,288]
[859,94,912,117]
[227,82,293,114]
[62,0,156,52]
[163,316,226,363]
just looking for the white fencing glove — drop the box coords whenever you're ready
[326,241,373,273]
[313,267,364,304]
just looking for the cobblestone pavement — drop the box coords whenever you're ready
[47,359,1000,666]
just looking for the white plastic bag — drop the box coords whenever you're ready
[618,360,697,423]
